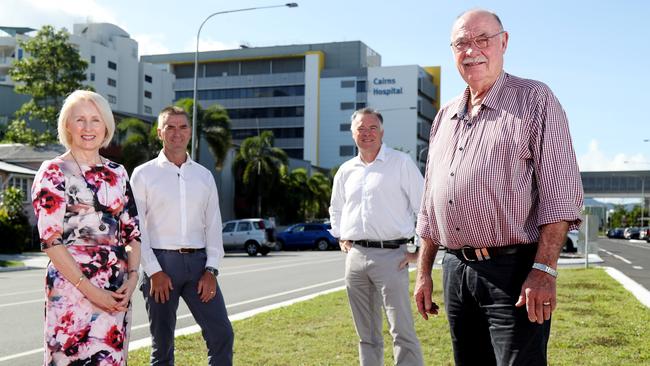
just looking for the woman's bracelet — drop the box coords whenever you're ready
[74,275,85,288]
[127,269,138,276]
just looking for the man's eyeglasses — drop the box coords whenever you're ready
[450,31,505,52]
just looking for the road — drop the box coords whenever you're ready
[0,250,349,365]
[596,237,650,290]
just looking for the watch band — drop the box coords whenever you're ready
[532,262,558,278]
[205,267,219,277]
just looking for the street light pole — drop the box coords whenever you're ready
[191,3,298,161]
[417,145,429,171]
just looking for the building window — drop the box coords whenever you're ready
[340,123,351,131]
[341,80,355,88]
[356,102,366,109]
[91,55,95,64]
[108,61,117,70]
[356,80,367,92]
[8,177,31,203]
[108,95,117,104]
[144,90,152,99]
[340,102,355,110]
[90,73,95,81]
[107,78,116,87]
[144,106,152,114]
[145,74,153,83]
[340,145,355,156]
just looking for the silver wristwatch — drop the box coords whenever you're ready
[205,266,219,278]
[532,262,558,278]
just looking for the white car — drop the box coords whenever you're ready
[222,218,276,256]
[564,230,579,253]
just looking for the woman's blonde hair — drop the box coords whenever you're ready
[57,90,115,149]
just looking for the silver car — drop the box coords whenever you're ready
[222,218,276,256]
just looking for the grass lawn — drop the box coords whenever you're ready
[128,268,650,365]
[0,259,24,267]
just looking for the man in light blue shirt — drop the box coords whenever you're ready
[329,107,425,366]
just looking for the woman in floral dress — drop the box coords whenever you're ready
[32,90,141,365]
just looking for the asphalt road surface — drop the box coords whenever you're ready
[596,237,650,290]
[0,250,349,365]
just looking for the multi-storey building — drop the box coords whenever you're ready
[142,41,440,170]
[0,23,174,121]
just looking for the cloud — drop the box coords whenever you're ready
[182,37,241,52]
[578,139,650,171]
[133,33,171,56]
[1,0,118,31]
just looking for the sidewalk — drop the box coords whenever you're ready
[0,252,49,272]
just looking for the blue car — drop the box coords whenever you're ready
[276,223,337,251]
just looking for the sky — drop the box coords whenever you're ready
[2,0,649,174]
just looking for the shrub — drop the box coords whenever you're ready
[0,187,31,253]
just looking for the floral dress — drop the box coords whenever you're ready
[32,157,140,366]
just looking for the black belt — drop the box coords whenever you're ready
[447,244,536,262]
[153,248,205,254]
[352,238,410,249]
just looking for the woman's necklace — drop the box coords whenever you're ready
[70,151,108,232]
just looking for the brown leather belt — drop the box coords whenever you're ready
[447,244,536,262]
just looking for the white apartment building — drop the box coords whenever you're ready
[0,23,174,119]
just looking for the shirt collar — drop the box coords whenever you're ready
[353,143,387,166]
[155,150,194,168]
[452,71,508,120]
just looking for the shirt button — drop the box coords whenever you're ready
[450,172,455,176]
[459,147,464,151]
[455,227,460,231]
[467,123,472,127]
[448,200,453,204]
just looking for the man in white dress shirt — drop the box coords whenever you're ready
[329,107,425,366]
[131,106,233,366]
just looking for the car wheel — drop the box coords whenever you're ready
[316,239,329,251]
[245,241,259,256]
[564,238,577,253]
[275,240,284,251]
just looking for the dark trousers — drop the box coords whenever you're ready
[141,250,234,366]
[442,248,550,366]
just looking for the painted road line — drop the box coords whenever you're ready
[633,266,643,270]
[599,249,632,264]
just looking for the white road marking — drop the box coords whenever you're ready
[0,276,348,362]
[633,266,643,270]
[599,249,632,264]
[0,289,41,297]
[0,299,42,308]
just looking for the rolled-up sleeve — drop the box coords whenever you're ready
[530,86,584,231]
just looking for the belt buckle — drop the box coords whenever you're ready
[460,247,477,262]
[178,248,191,254]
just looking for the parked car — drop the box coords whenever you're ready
[623,227,640,240]
[222,218,276,256]
[564,230,579,253]
[606,228,625,239]
[276,223,337,251]
[638,227,649,240]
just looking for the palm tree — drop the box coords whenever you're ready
[234,130,288,217]
[116,117,161,174]
[175,98,232,170]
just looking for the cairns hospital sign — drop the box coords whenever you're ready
[372,77,404,96]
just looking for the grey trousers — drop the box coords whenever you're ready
[345,244,424,366]
[141,249,234,366]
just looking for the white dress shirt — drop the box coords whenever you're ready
[131,151,224,276]
[329,144,424,241]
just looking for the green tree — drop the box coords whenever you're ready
[174,98,232,170]
[116,118,161,174]
[0,187,31,253]
[1,119,54,145]
[234,131,288,217]
[8,25,89,134]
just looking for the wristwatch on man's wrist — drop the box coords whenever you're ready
[205,266,219,278]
